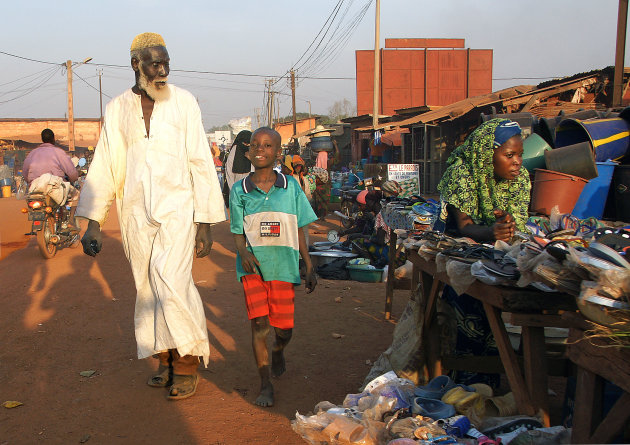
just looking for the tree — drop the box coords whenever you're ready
[327,98,355,123]
[208,124,230,132]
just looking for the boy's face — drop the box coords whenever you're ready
[247,130,282,169]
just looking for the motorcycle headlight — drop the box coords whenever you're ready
[28,201,43,209]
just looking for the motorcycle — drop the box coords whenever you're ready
[23,192,80,258]
[22,158,85,259]
[337,174,383,229]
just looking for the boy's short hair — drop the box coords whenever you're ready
[252,127,282,148]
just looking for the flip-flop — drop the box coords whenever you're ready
[414,375,456,399]
[167,374,199,401]
[147,365,172,388]
[411,396,456,420]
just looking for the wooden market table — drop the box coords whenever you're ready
[388,248,578,426]
[563,312,630,443]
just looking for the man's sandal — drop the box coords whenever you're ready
[167,374,199,401]
[147,365,173,388]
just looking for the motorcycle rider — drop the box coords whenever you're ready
[22,129,80,227]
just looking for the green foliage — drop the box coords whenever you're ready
[208,124,230,131]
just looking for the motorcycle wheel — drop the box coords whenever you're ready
[36,215,57,259]
[340,200,354,229]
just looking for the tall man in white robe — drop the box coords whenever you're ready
[77,32,226,400]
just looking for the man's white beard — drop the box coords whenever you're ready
[138,68,170,102]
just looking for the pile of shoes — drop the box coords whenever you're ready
[293,371,571,445]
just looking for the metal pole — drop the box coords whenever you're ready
[307,100,311,118]
[372,0,380,130]
[267,79,273,128]
[291,70,297,137]
[98,69,103,136]
[66,60,75,153]
[270,90,275,128]
[613,0,628,107]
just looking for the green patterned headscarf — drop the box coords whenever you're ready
[437,118,531,230]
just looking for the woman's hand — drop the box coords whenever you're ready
[491,209,516,241]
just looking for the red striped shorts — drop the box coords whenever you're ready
[241,274,295,329]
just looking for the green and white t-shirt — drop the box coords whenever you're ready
[229,172,317,284]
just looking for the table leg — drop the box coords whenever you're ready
[522,326,550,426]
[424,279,444,379]
[590,392,630,444]
[571,367,603,443]
[410,260,419,302]
[384,230,397,320]
[482,302,535,416]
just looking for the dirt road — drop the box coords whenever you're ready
[0,197,405,444]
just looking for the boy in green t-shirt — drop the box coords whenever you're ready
[229,127,317,407]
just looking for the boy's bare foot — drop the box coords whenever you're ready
[255,382,274,407]
[271,349,286,377]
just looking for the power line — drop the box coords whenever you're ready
[73,71,113,99]
[0,66,60,96]
[0,66,60,88]
[272,0,345,87]
[0,66,61,104]
[0,50,60,65]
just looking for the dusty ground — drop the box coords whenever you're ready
[0,196,407,444]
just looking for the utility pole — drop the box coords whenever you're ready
[66,60,75,153]
[98,69,103,134]
[267,79,275,128]
[372,0,380,131]
[613,0,628,107]
[291,70,297,137]
[306,100,311,118]
[266,79,272,127]
[255,108,261,128]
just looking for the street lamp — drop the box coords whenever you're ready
[66,57,92,153]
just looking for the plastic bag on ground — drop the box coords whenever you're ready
[361,302,426,389]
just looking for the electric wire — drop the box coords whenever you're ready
[0,66,61,104]
[271,0,345,87]
[73,72,113,99]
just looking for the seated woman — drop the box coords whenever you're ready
[435,118,528,386]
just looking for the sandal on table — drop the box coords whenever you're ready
[167,374,199,401]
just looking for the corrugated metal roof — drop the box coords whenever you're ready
[354,85,535,131]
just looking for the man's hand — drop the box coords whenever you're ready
[81,219,102,257]
[195,223,214,258]
[304,266,317,293]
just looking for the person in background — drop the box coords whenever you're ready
[310,166,330,220]
[22,128,80,226]
[290,155,312,203]
[281,155,294,176]
[22,129,78,185]
[77,32,226,400]
[223,130,253,205]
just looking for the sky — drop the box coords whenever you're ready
[1,0,628,129]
